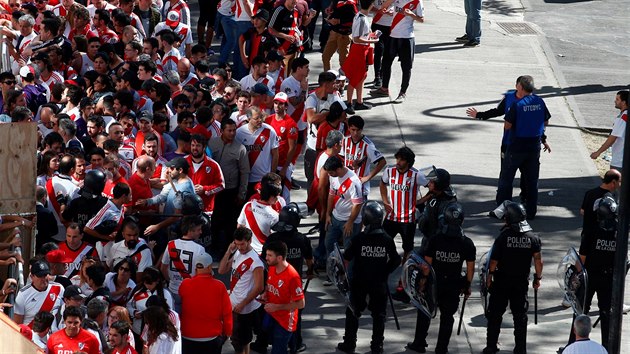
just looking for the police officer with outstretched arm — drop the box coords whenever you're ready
[337,201,401,354]
[483,201,543,354]
[407,202,475,354]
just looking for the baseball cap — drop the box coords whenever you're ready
[252,83,274,97]
[19,65,35,78]
[45,249,72,264]
[166,157,188,169]
[252,8,270,22]
[63,285,87,299]
[31,260,50,277]
[195,252,213,269]
[138,111,153,123]
[266,50,284,62]
[166,10,180,27]
[328,69,346,82]
[273,92,288,103]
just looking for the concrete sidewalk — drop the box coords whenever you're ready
[188,0,630,351]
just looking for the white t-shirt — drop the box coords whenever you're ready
[218,0,235,16]
[152,22,194,55]
[148,332,182,354]
[128,288,174,334]
[108,238,153,272]
[239,74,275,93]
[562,339,607,354]
[14,282,64,326]
[161,238,207,294]
[351,13,370,44]
[280,75,303,123]
[372,0,394,26]
[104,272,137,304]
[304,92,346,150]
[329,169,363,223]
[237,200,280,254]
[229,249,264,314]
[235,0,256,21]
[235,123,279,183]
[610,109,627,168]
[389,0,424,38]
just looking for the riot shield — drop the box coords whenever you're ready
[478,246,493,316]
[326,243,353,312]
[556,247,588,315]
[402,252,437,318]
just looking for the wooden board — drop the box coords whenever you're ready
[0,311,45,354]
[0,123,37,214]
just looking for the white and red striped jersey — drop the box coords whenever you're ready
[58,241,96,278]
[127,288,174,334]
[237,200,279,254]
[128,11,147,39]
[235,123,279,183]
[340,135,384,195]
[235,0,260,21]
[389,0,423,38]
[87,2,116,18]
[162,0,191,27]
[239,74,275,93]
[372,0,394,26]
[161,238,206,294]
[304,91,346,150]
[41,70,64,88]
[14,282,64,326]
[108,238,153,271]
[61,106,81,122]
[180,72,199,87]
[10,32,37,74]
[280,75,305,126]
[152,22,193,55]
[268,67,285,94]
[158,47,181,75]
[86,200,124,231]
[119,143,138,163]
[218,0,235,16]
[97,26,119,45]
[381,166,426,223]
[54,64,78,80]
[329,168,363,223]
[229,249,264,313]
[105,271,136,304]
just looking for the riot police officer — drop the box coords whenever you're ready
[563,195,618,351]
[61,170,108,244]
[483,201,543,354]
[407,202,476,354]
[337,201,401,354]
[263,202,314,353]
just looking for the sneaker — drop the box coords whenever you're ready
[481,347,499,354]
[455,34,469,42]
[624,304,630,314]
[336,342,356,353]
[345,102,355,115]
[297,343,307,352]
[207,48,216,56]
[353,102,372,110]
[561,293,571,308]
[373,77,382,89]
[291,178,302,190]
[406,342,427,353]
[323,278,333,286]
[463,40,480,47]
[393,93,406,104]
[370,88,389,97]
[391,288,410,303]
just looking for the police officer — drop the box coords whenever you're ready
[495,75,551,219]
[483,201,543,354]
[61,170,108,244]
[407,202,475,354]
[394,167,456,303]
[263,202,314,353]
[563,195,618,351]
[337,201,401,354]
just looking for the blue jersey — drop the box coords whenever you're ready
[505,94,549,152]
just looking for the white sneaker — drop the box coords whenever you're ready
[322,278,333,286]
[561,294,572,308]
[623,304,630,314]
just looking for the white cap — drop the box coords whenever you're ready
[195,252,213,269]
[166,10,180,27]
[327,69,346,82]
[273,92,288,103]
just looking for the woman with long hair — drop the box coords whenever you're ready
[106,306,137,348]
[105,257,137,306]
[127,267,174,336]
[36,150,59,186]
[88,74,115,104]
[70,257,97,296]
[143,306,181,354]
[0,89,26,122]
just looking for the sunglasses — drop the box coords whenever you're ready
[3,80,16,85]
[177,104,190,109]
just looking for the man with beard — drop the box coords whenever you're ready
[108,320,138,354]
[108,221,153,283]
[47,306,100,354]
[186,134,225,214]
[71,153,87,185]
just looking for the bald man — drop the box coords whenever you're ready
[127,155,158,213]
[178,57,199,87]
[38,106,57,138]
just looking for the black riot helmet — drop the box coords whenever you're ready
[503,201,532,232]
[438,202,464,236]
[426,167,451,191]
[362,201,384,228]
[596,195,618,232]
[272,203,301,233]
[82,170,106,198]
[181,194,203,215]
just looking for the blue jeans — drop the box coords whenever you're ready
[234,20,254,80]
[217,12,237,67]
[325,215,361,257]
[464,0,482,42]
[496,149,540,218]
[269,316,294,354]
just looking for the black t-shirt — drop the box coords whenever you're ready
[62,195,108,244]
[344,229,401,284]
[491,228,541,278]
[54,275,73,288]
[579,227,616,273]
[581,187,610,235]
[330,0,357,35]
[263,230,313,274]
[426,234,476,278]
[269,6,300,54]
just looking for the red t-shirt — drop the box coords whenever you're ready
[128,173,158,213]
[47,328,100,354]
[111,344,138,354]
[265,264,304,332]
[315,121,347,151]
[103,176,129,198]
[265,114,298,168]
[180,274,233,339]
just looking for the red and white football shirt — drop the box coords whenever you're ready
[389,0,424,38]
[14,282,64,326]
[229,249,264,314]
[161,238,207,294]
[235,123,279,183]
[341,135,384,195]
[58,241,96,277]
[329,168,363,223]
[381,166,426,223]
[237,200,279,254]
[186,155,225,212]
[265,113,298,168]
[265,264,303,332]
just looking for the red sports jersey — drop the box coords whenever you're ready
[381,166,426,223]
[265,114,298,168]
[186,155,225,212]
[103,176,129,198]
[47,328,100,354]
[265,264,303,332]
[315,121,347,151]
[111,344,138,354]
[58,241,96,277]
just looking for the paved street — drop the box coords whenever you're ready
[188,0,630,352]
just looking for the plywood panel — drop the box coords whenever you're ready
[0,312,45,354]
[0,123,37,214]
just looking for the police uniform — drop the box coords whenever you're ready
[340,226,401,352]
[418,186,456,254]
[484,225,542,354]
[413,227,475,353]
[496,94,551,218]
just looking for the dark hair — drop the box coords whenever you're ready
[112,182,131,199]
[94,9,111,25]
[102,139,120,153]
[323,155,344,171]
[158,30,176,45]
[196,106,212,125]
[43,131,63,148]
[38,242,59,256]
[291,57,309,72]
[89,147,106,160]
[138,60,157,75]
[63,305,83,321]
[260,177,282,200]
[221,118,237,130]
[113,12,131,27]
[130,267,167,303]
[252,55,267,67]
[394,146,415,167]
[190,133,208,147]
[110,320,131,337]
[33,311,54,332]
[211,67,227,80]
[114,90,134,110]
[194,60,210,74]
[233,227,252,242]
[37,150,57,176]
[617,90,629,106]
[347,115,364,130]
[65,84,84,105]
[87,115,105,128]
[318,71,337,85]
[153,83,172,103]
[85,262,106,286]
[11,106,32,122]
[58,154,77,175]
[177,110,194,124]
[144,132,158,145]
[181,215,204,235]
[41,17,61,36]
[143,306,178,344]
[191,44,206,55]
[113,257,138,289]
[265,240,287,258]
